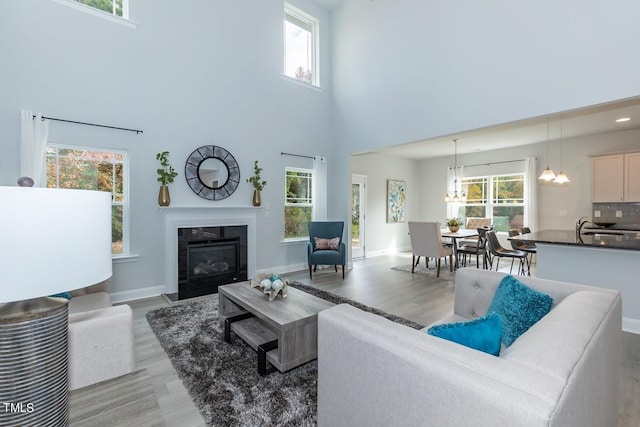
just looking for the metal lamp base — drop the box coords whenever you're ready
[0,297,69,426]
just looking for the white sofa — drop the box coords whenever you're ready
[67,285,135,390]
[317,268,622,427]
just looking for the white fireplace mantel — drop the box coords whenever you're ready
[162,206,258,295]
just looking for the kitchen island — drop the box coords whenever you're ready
[511,229,640,331]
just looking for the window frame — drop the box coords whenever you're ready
[283,2,320,87]
[458,173,526,233]
[45,143,131,257]
[50,0,136,29]
[284,166,314,242]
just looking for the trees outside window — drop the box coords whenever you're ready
[459,174,525,232]
[75,0,126,17]
[285,167,313,239]
[46,145,129,255]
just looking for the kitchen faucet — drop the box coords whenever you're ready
[576,216,592,238]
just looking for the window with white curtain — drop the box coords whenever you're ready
[46,144,129,255]
[284,167,314,239]
[284,2,319,87]
[458,173,526,233]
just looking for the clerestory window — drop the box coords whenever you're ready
[284,3,319,87]
[50,0,134,27]
[74,0,127,17]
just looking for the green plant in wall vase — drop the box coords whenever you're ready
[156,151,178,206]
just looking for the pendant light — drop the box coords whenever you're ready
[553,114,570,184]
[538,116,556,181]
[444,139,467,202]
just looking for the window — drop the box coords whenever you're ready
[285,167,313,239]
[46,145,129,255]
[458,174,525,233]
[50,0,135,27]
[284,3,319,86]
[74,0,127,18]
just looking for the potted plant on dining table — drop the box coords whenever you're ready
[445,217,463,233]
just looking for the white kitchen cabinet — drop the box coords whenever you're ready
[625,152,640,202]
[592,154,624,202]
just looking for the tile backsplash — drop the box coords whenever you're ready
[592,203,640,227]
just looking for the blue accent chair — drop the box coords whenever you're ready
[307,221,346,279]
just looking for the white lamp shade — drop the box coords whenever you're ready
[553,172,571,184]
[0,187,112,303]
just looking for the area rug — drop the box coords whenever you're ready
[391,263,456,280]
[146,289,422,426]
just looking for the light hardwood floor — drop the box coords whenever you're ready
[129,252,640,426]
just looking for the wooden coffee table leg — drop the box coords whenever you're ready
[223,312,255,343]
[258,339,279,376]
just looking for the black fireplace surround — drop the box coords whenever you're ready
[177,225,248,300]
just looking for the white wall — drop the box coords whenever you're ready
[0,0,334,296]
[331,0,640,236]
[350,153,420,255]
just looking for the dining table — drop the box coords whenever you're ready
[440,228,480,269]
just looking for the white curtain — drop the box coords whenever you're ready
[446,165,463,219]
[20,109,50,187]
[524,156,538,231]
[312,156,327,221]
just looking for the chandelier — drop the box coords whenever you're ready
[538,116,556,181]
[552,114,570,184]
[444,139,466,203]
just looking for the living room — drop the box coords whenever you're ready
[2,0,640,425]
[2,0,640,301]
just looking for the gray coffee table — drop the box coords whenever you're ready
[218,282,334,374]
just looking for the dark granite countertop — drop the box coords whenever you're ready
[584,224,640,231]
[511,229,640,251]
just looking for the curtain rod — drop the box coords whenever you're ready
[34,115,143,134]
[451,158,528,169]
[281,152,315,160]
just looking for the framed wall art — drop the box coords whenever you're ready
[387,179,406,223]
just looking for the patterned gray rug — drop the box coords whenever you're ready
[146,286,422,426]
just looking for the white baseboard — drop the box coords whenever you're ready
[111,285,165,304]
[257,262,308,276]
[623,317,640,335]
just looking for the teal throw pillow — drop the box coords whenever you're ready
[487,275,553,347]
[427,313,502,356]
[50,292,72,300]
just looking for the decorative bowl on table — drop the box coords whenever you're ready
[250,273,288,301]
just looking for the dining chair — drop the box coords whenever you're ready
[508,228,536,276]
[407,221,453,277]
[457,226,492,269]
[485,230,527,274]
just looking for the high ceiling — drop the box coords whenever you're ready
[312,0,347,10]
[310,1,640,160]
[372,97,640,160]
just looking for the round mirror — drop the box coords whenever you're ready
[198,158,229,189]
[185,145,240,200]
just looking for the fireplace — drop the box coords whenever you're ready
[177,225,248,300]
